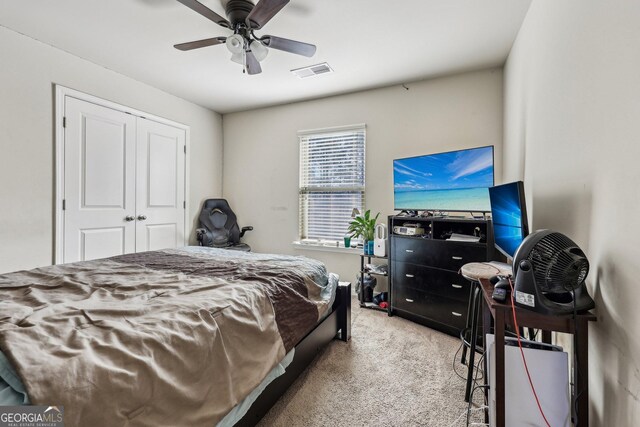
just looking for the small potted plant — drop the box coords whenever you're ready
[348,210,380,255]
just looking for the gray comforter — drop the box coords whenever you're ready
[0,247,337,426]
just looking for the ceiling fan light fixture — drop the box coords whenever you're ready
[230,52,244,65]
[249,40,269,62]
[226,34,245,54]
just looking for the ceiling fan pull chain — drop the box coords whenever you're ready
[243,45,247,74]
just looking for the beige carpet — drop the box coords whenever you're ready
[258,298,485,427]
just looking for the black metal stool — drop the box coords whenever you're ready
[462,281,483,402]
[458,262,512,403]
[460,279,481,366]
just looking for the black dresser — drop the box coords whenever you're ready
[388,215,493,336]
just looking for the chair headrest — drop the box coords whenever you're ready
[210,208,228,229]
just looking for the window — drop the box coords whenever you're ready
[298,125,366,244]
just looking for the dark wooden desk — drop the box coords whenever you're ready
[479,278,596,427]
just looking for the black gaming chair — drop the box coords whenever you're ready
[196,199,253,252]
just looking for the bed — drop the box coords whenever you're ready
[0,247,350,426]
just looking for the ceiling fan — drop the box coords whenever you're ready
[174,0,317,75]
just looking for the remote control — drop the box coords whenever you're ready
[492,287,507,302]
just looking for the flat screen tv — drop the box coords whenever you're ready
[393,146,495,212]
[489,181,529,259]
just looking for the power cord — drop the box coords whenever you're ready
[477,357,488,408]
[508,277,552,427]
[449,342,489,426]
[453,341,467,381]
[448,406,488,427]
[455,328,485,383]
[467,353,488,426]
[525,328,539,341]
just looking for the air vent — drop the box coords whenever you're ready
[291,62,334,79]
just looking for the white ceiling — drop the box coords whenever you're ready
[0,0,531,113]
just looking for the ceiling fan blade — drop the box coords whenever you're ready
[174,37,227,51]
[261,35,316,57]
[176,0,230,28]
[245,50,262,75]
[246,0,290,29]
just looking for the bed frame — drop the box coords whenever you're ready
[237,282,352,426]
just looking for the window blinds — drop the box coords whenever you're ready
[299,125,366,243]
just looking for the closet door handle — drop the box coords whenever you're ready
[451,284,463,289]
[452,312,463,317]
[452,256,463,260]
[405,249,414,253]
[405,298,414,303]
[137,215,147,221]
[405,274,415,278]
[125,216,135,222]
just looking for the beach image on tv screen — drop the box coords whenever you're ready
[394,146,494,211]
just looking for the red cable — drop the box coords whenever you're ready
[508,277,552,427]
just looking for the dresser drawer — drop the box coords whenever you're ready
[393,285,428,313]
[392,236,433,260]
[428,240,487,271]
[392,263,471,303]
[392,261,431,291]
[427,269,471,302]
[392,237,486,271]
[393,287,467,331]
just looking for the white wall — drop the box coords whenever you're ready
[223,69,504,282]
[0,26,223,273]
[504,0,640,424]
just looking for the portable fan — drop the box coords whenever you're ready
[513,229,595,315]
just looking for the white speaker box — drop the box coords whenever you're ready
[374,224,388,257]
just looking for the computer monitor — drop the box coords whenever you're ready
[489,181,529,260]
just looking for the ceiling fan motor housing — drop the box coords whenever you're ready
[225,0,255,27]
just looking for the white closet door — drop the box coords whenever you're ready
[135,117,186,252]
[63,97,137,263]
